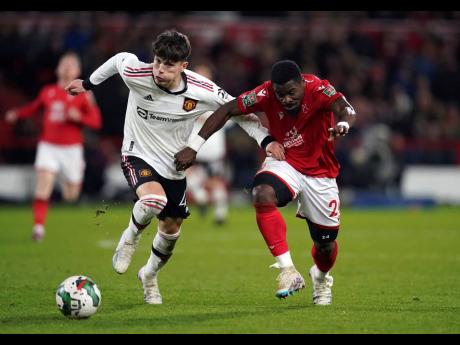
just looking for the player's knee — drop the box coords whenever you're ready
[252,184,276,205]
[211,186,227,203]
[252,173,293,207]
[136,194,168,220]
[159,217,183,234]
[63,193,79,203]
[314,240,337,256]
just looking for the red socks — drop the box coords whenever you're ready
[33,198,49,226]
[254,201,339,271]
[254,203,288,256]
[311,240,338,273]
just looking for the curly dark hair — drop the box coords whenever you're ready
[271,60,302,85]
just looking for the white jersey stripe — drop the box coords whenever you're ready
[123,155,138,186]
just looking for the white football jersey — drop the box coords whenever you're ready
[89,52,268,180]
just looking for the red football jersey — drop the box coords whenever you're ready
[16,84,102,145]
[237,74,343,178]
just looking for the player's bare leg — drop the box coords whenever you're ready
[113,181,167,274]
[186,165,208,217]
[208,177,228,226]
[138,217,182,304]
[61,181,82,203]
[32,170,56,241]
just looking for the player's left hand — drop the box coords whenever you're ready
[266,141,285,160]
[174,147,197,171]
[328,123,349,141]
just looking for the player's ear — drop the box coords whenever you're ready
[181,61,189,72]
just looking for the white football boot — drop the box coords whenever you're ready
[309,265,334,305]
[270,263,306,299]
[112,228,140,274]
[138,266,162,304]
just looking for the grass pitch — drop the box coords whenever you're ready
[0,203,459,333]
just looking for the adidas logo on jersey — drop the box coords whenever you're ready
[143,94,154,101]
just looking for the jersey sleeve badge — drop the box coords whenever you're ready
[322,85,337,97]
[242,92,257,108]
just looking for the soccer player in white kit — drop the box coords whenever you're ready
[186,64,230,225]
[65,30,285,304]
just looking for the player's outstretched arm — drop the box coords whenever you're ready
[66,53,135,97]
[174,99,241,171]
[328,96,357,141]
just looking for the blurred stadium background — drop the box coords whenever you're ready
[1,10,460,207]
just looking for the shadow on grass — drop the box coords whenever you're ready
[1,303,315,332]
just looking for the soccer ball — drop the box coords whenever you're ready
[55,275,101,319]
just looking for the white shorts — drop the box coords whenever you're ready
[34,141,85,184]
[256,158,340,228]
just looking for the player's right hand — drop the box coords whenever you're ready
[5,110,18,124]
[65,79,85,96]
[174,147,197,171]
[266,141,285,161]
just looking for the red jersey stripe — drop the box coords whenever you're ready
[187,80,213,91]
[125,66,152,71]
[123,73,152,78]
[186,75,213,88]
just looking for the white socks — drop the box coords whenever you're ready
[144,228,181,278]
[312,265,328,280]
[275,251,294,268]
[212,187,228,221]
[125,194,167,242]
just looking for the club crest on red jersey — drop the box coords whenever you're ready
[183,98,198,112]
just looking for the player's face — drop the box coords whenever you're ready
[273,79,305,115]
[152,56,188,89]
[56,55,81,82]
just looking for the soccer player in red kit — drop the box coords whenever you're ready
[174,60,356,305]
[5,52,102,241]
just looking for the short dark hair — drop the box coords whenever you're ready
[152,30,191,62]
[271,60,302,85]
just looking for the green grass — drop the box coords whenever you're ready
[0,203,459,333]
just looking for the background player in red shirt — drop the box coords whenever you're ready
[175,60,356,305]
[5,52,102,241]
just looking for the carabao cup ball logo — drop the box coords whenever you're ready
[56,275,101,319]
